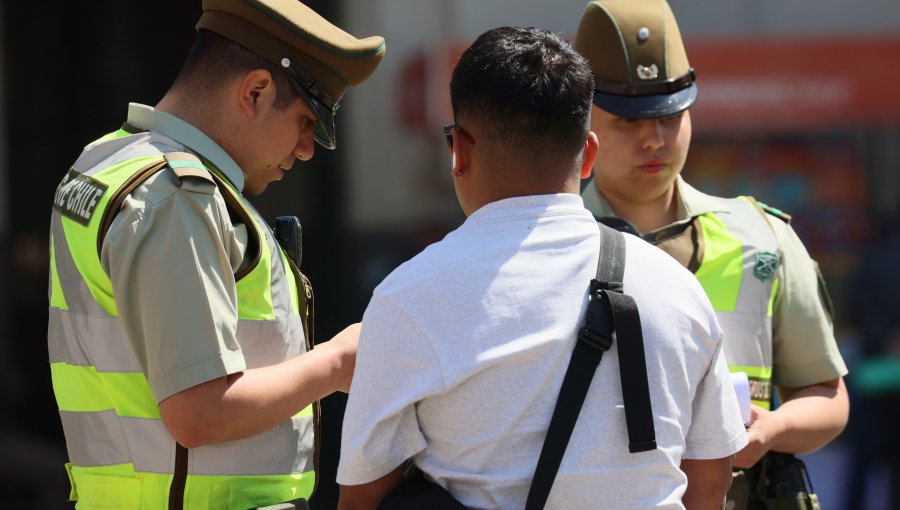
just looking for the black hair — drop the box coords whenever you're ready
[450,26,594,167]
[172,30,297,109]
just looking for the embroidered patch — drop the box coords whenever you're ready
[53,168,108,226]
[748,376,772,404]
[753,251,779,281]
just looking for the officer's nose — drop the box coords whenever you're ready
[640,119,665,151]
[294,127,316,162]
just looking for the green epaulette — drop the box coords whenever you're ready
[756,200,792,224]
[164,152,214,184]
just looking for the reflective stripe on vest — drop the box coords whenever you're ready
[48,129,315,509]
[694,197,780,409]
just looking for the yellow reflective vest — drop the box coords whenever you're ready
[680,197,781,409]
[49,128,317,509]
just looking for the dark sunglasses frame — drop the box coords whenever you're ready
[442,124,476,151]
[282,60,340,150]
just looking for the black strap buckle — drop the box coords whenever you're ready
[578,286,614,352]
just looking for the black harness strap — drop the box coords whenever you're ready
[524,224,656,510]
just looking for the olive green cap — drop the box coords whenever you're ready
[197,0,386,148]
[574,0,696,119]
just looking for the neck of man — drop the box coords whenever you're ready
[471,167,580,212]
[155,88,239,171]
[602,183,678,235]
[155,87,226,143]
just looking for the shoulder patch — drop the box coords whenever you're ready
[164,152,214,184]
[756,200,792,224]
[53,168,109,226]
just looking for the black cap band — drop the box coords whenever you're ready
[594,68,696,97]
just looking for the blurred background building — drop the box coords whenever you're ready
[2,0,899,508]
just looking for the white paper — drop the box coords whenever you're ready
[730,371,752,426]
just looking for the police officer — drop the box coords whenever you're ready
[573,1,849,508]
[47,1,384,508]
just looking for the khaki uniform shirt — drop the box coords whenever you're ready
[101,103,252,402]
[583,176,847,388]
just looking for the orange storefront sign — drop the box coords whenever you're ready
[676,37,900,132]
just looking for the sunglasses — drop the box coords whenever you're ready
[281,59,340,150]
[442,124,476,151]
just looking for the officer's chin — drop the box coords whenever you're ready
[245,174,282,196]
[243,181,270,196]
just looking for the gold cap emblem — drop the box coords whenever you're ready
[636,64,659,80]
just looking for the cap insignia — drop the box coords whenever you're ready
[636,64,659,80]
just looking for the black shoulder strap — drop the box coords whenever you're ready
[524,223,656,510]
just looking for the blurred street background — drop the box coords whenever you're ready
[2,1,899,508]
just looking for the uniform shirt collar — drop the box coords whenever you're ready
[583,175,730,222]
[582,175,730,235]
[582,178,616,218]
[676,176,731,218]
[126,103,245,192]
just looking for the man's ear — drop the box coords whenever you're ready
[237,69,276,120]
[452,129,472,177]
[580,131,599,180]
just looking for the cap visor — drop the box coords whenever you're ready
[593,83,697,119]
[312,111,336,150]
[287,72,338,150]
[303,97,336,150]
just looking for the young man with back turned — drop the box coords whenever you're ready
[337,26,746,510]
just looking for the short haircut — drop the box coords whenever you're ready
[173,30,297,110]
[450,27,594,168]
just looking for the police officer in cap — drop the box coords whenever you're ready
[574,1,848,508]
[47,1,384,508]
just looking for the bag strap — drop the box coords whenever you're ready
[524,223,656,510]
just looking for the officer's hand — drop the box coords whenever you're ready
[733,404,783,469]
[326,323,360,393]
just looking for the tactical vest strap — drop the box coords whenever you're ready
[280,250,321,495]
[96,159,169,258]
[206,170,262,281]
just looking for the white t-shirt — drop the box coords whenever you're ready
[338,194,747,509]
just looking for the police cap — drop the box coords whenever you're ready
[574,0,696,119]
[197,0,386,149]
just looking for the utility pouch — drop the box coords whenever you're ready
[757,452,820,510]
[728,453,820,510]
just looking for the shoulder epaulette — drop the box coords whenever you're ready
[744,195,792,224]
[164,152,214,184]
[756,200,792,224]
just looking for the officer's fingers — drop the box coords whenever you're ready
[748,404,768,421]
